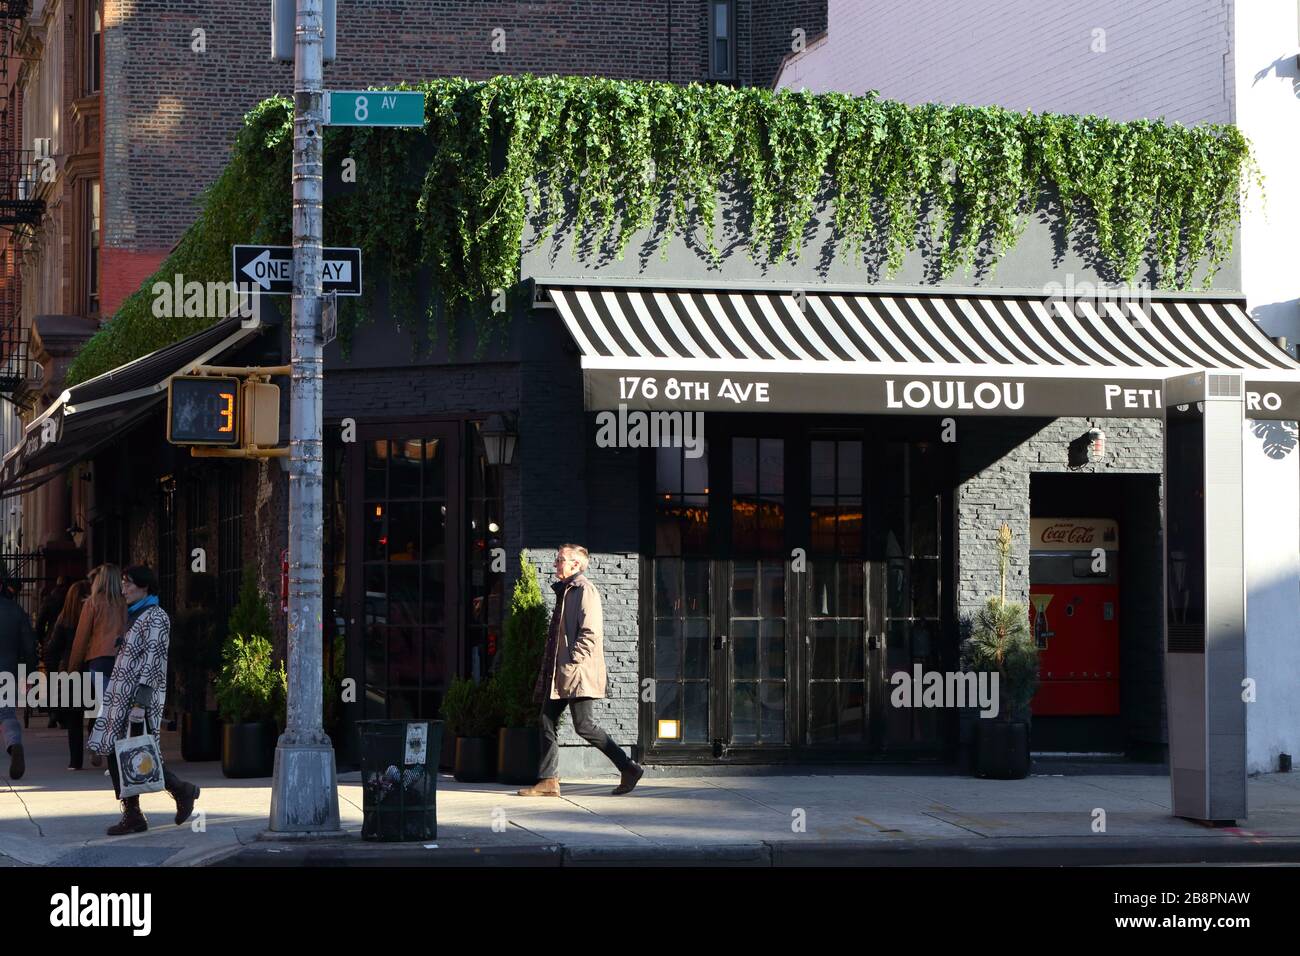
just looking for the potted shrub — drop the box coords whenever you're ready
[964,523,1039,779]
[442,677,503,782]
[215,633,286,777]
[173,604,224,761]
[215,567,285,778]
[495,553,550,784]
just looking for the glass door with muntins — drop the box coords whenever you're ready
[723,437,788,751]
[352,426,460,720]
[806,438,869,747]
[649,446,712,750]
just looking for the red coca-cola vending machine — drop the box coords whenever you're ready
[1028,518,1120,716]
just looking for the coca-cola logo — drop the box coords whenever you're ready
[1040,523,1096,544]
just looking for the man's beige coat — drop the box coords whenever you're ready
[534,572,608,701]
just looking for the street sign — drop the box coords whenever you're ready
[325,90,425,127]
[168,376,241,446]
[232,245,362,296]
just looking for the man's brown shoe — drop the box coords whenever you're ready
[612,762,644,795]
[516,777,561,797]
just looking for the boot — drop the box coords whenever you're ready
[5,744,23,780]
[612,761,644,795]
[516,776,561,797]
[171,781,200,826]
[106,797,148,836]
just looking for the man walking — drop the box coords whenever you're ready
[0,577,37,779]
[518,545,643,797]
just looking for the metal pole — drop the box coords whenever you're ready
[268,0,340,833]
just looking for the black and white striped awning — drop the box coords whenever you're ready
[548,287,1300,419]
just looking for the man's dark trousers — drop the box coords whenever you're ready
[539,697,633,778]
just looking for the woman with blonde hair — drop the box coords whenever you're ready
[44,579,92,769]
[69,563,128,768]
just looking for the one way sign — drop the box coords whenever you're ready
[232,245,362,296]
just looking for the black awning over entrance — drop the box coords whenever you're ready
[0,315,264,497]
[548,287,1300,420]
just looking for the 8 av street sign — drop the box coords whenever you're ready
[232,245,362,296]
[325,90,425,127]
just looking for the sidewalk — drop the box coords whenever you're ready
[3,724,1299,867]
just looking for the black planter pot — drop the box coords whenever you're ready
[497,726,541,785]
[222,720,278,778]
[181,710,223,762]
[453,736,498,782]
[975,719,1031,779]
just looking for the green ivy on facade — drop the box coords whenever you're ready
[66,75,1257,386]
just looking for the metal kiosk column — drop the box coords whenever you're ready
[1163,371,1247,824]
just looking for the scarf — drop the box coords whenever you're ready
[127,594,159,625]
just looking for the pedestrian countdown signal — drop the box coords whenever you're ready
[167,376,241,446]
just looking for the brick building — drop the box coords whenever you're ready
[0,2,829,771]
[0,1,1287,804]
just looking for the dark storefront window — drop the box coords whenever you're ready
[731,437,783,554]
[807,438,867,746]
[653,446,712,745]
[91,514,127,569]
[653,559,711,744]
[156,477,177,615]
[217,463,243,617]
[361,436,451,718]
[656,445,708,555]
[323,438,348,752]
[645,426,951,761]
[466,421,505,681]
[728,437,787,745]
[879,441,944,749]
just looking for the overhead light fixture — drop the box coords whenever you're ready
[480,413,518,466]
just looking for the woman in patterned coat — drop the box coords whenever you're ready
[87,565,200,836]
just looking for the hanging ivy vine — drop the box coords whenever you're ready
[66,76,1258,386]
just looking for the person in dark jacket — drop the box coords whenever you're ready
[0,578,37,779]
[86,565,199,836]
[35,576,68,728]
[44,579,91,769]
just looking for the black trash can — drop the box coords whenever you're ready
[357,719,443,842]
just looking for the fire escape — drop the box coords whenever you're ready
[0,1,38,397]
[0,2,43,600]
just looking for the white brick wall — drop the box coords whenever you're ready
[778,0,1234,125]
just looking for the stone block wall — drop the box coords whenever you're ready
[955,415,1167,751]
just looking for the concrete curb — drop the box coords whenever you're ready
[204,835,1300,867]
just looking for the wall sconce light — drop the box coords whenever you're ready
[481,413,518,466]
[1086,425,1105,463]
[1068,423,1106,468]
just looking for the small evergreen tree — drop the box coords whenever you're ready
[217,566,285,725]
[963,522,1039,721]
[495,552,550,728]
[227,565,272,642]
